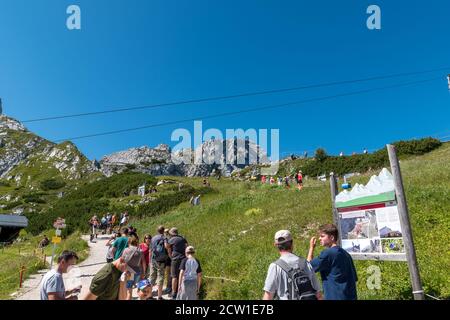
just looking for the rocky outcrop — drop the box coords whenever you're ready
[100,139,269,177]
[0,113,269,182]
[0,115,98,182]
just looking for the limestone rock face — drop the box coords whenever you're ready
[100,139,269,177]
[0,113,268,182]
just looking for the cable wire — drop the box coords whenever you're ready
[53,76,443,142]
[22,66,450,123]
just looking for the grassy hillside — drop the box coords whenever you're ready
[132,143,450,300]
[25,171,213,236]
[235,137,442,178]
[0,135,102,216]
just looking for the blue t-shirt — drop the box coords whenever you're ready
[310,246,358,300]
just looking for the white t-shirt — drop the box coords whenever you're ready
[263,253,320,300]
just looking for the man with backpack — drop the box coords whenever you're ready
[263,230,322,300]
[151,226,169,300]
[166,227,188,300]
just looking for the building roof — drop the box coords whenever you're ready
[0,214,28,228]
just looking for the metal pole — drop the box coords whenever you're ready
[387,144,425,300]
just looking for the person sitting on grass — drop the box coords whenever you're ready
[40,250,80,300]
[38,235,50,248]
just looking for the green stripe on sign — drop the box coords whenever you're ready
[335,191,396,208]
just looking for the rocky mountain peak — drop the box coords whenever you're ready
[0,115,27,132]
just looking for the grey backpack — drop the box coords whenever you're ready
[274,257,317,300]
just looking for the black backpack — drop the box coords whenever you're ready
[274,257,317,300]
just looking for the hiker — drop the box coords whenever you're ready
[82,249,136,300]
[363,148,368,155]
[176,246,202,300]
[166,227,188,299]
[38,235,50,248]
[284,176,290,188]
[151,226,169,300]
[40,250,80,300]
[269,176,275,185]
[128,225,137,234]
[263,230,321,300]
[307,224,358,300]
[111,227,129,261]
[89,215,99,242]
[296,171,303,190]
[163,228,173,295]
[194,195,201,206]
[105,233,117,263]
[261,175,266,184]
[137,279,153,300]
[123,233,145,300]
[120,212,129,227]
[106,213,113,234]
[277,177,283,186]
[139,234,151,279]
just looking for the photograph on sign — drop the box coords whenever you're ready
[339,204,405,256]
[376,206,403,238]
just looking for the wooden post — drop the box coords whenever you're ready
[387,144,425,300]
[329,173,342,246]
[19,266,25,288]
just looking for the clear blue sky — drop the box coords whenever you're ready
[1,0,449,160]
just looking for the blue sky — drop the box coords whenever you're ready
[0,0,449,160]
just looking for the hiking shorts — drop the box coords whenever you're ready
[165,257,172,268]
[171,258,183,279]
[150,261,165,286]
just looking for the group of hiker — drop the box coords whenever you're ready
[261,170,304,190]
[88,212,130,241]
[39,221,357,301]
[263,224,357,300]
[39,224,203,301]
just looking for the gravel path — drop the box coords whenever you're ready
[14,234,172,300]
[15,234,109,300]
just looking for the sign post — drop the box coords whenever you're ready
[387,144,425,300]
[49,218,66,268]
[329,173,342,247]
[330,145,425,300]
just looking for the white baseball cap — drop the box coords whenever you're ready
[274,230,293,244]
